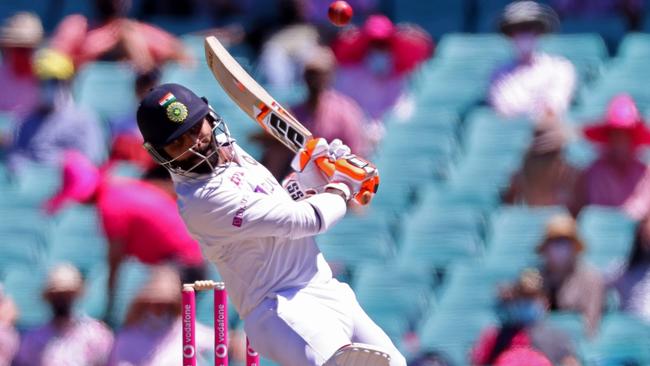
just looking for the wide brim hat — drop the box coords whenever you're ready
[536,214,585,253]
[43,263,83,295]
[583,94,650,146]
[499,1,559,35]
[0,12,43,48]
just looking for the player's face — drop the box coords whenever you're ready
[163,117,213,162]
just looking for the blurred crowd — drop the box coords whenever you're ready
[0,0,650,365]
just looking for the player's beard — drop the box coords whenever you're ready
[176,143,220,174]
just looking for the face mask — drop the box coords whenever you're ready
[512,32,538,58]
[496,299,545,326]
[545,239,575,270]
[365,50,392,76]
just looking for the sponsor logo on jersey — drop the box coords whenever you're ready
[230,171,244,187]
[232,196,248,227]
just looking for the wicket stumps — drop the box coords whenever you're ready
[182,280,260,366]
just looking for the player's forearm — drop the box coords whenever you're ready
[306,192,347,234]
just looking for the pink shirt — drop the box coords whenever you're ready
[13,317,113,366]
[98,179,203,265]
[0,64,38,117]
[579,156,648,208]
[292,90,369,156]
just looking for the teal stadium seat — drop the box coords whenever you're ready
[74,62,136,121]
[418,309,497,365]
[577,206,637,268]
[397,229,483,268]
[434,261,523,313]
[2,265,50,329]
[618,32,650,60]
[485,205,568,267]
[581,313,650,365]
[48,233,108,275]
[538,34,607,84]
[78,263,109,319]
[111,260,150,327]
[0,230,47,272]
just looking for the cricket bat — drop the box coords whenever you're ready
[204,36,379,204]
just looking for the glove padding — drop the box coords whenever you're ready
[284,138,351,198]
[284,138,379,204]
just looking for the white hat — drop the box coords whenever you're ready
[0,12,43,48]
[44,263,83,294]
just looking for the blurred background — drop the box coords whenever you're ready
[1,0,650,365]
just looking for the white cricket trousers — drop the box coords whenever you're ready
[243,279,406,366]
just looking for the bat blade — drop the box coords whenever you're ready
[204,36,312,152]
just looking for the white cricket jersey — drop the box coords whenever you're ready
[489,52,576,120]
[172,145,347,317]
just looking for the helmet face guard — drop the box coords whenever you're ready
[143,107,236,177]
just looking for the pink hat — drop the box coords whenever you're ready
[363,15,395,41]
[584,94,650,146]
[44,151,101,215]
[495,348,552,366]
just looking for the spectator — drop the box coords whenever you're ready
[537,214,604,336]
[256,47,370,179]
[608,216,650,323]
[8,48,106,171]
[44,151,205,325]
[551,0,644,31]
[489,1,576,123]
[258,0,321,88]
[503,120,578,206]
[470,269,579,366]
[108,265,214,365]
[0,285,18,366]
[13,264,114,366]
[0,12,43,117]
[50,0,191,72]
[332,14,433,121]
[570,94,650,217]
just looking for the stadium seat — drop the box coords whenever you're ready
[48,233,108,275]
[79,263,109,319]
[74,62,136,121]
[581,313,650,366]
[2,264,50,330]
[397,230,483,268]
[317,230,396,268]
[111,259,151,327]
[418,308,497,365]
[538,33,607,84]
[52,205,102,236]
[485,205,568,267]
[577,206,637,268]
[434,34,511,62]
[0,230,47,272]
[434,261,523,313]
[618,32,650,59]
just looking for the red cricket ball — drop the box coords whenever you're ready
[328,1,353,27]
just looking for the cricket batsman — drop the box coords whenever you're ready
[136,83,406,366]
